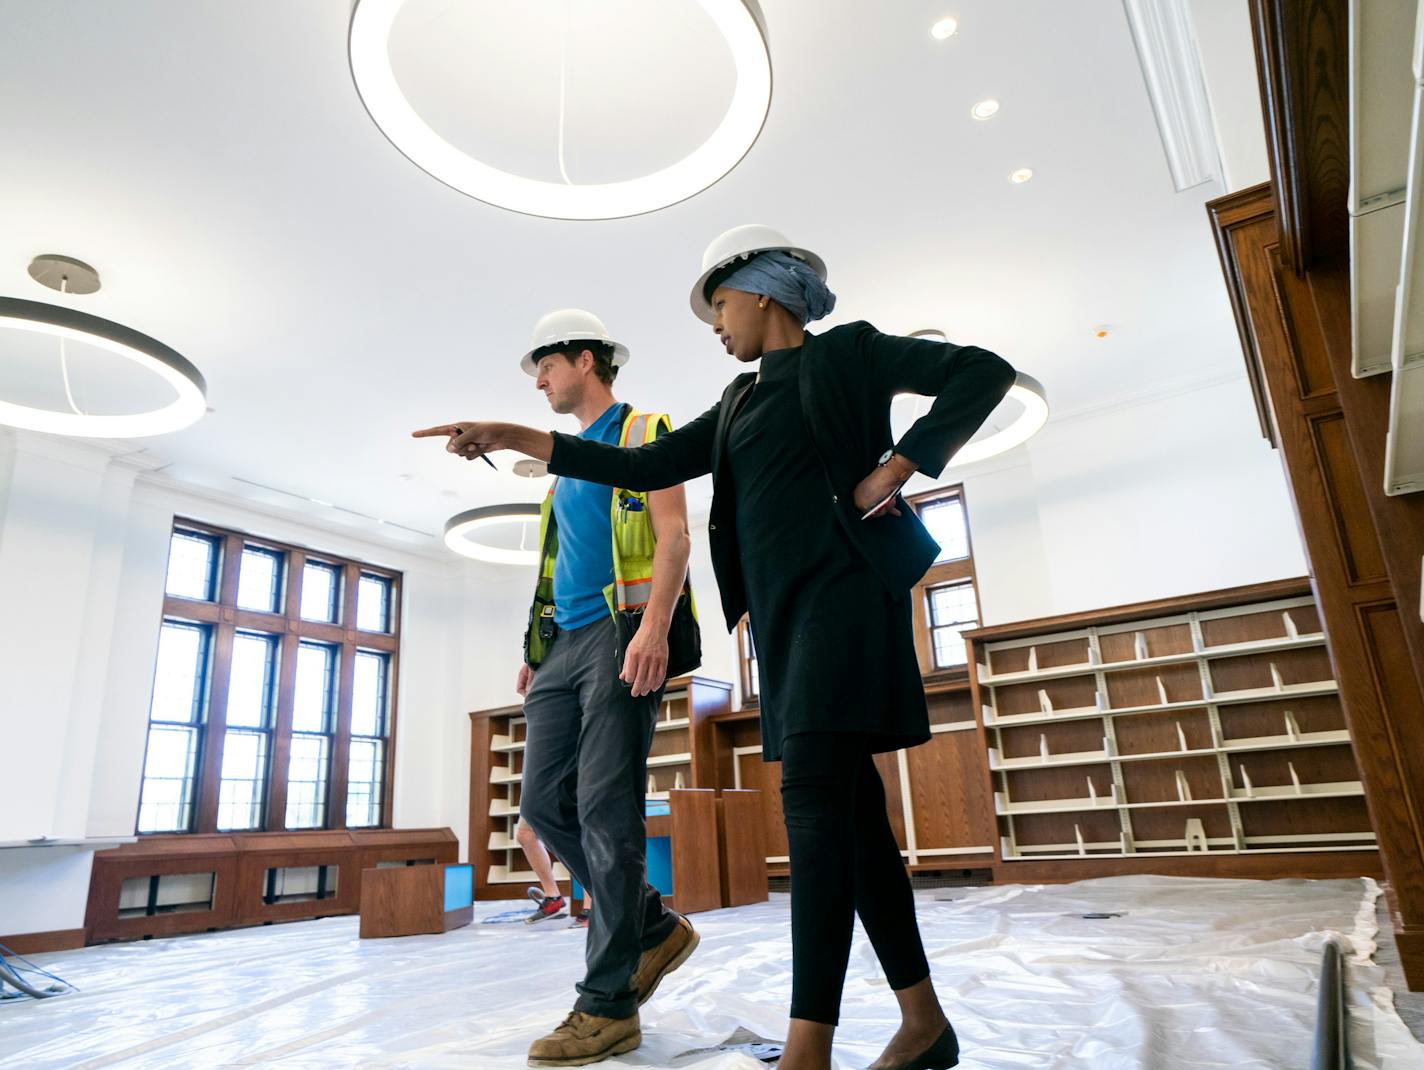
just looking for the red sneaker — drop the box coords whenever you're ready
[525,887,568,925]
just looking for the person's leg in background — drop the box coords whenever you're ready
[515,821,569,924]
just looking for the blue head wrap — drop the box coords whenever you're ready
[713,251,837,325]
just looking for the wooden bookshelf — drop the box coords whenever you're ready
[468,675,732,900]
[965,579,1385,883]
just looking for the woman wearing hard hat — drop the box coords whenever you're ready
[426,226,1015,1070]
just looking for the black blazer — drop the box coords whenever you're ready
[548,320,1016,631]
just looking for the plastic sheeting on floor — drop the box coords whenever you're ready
[3,875,1421,1068]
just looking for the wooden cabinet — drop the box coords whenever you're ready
[84,827,458,943]
[467,676,732,899]
[965,580,1384,883]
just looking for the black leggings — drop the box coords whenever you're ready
[780,732,931,1025]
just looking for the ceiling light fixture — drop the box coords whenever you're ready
[950,372,1049,466]
[894,333,1049,467]
[930,16,959,40]
[348,0,772,220]
[1009,168,1034,183]
[971,99,999,120]
[0,294,207,438]
[443,503,541,565]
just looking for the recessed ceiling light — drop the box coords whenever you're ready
[444,504,541,565]
[348,0,772,220]
[971,99,999,120]
[1010,168,1034,183]
[930,16,959,40]
[513,458,550,479]
[909,328,949,342]
[0,296,207,438]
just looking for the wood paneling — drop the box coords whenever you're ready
[83,828,456,944]
[1209,179,1424,988]
[668,789,723,915]
[717,790,768,907]
[0,928,86,955]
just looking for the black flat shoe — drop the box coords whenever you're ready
[866,1023,960,1070]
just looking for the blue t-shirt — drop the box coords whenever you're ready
[551,403,625,629]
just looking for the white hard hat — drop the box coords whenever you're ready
[521,309,631,376]
[689,224,827,323]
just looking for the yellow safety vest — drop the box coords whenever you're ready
[523,406,697,668]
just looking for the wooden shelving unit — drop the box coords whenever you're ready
[468,676,731,900]
[965,579,1383,881]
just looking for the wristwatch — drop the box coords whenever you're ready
[877,449,915,481]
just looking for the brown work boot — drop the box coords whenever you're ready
[526,1011,641,1067]
[631,913,700,1006]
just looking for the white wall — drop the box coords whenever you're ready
[0,430,469,935]
[905,372,1306,624]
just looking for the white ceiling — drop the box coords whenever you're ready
[0,0,1253,544]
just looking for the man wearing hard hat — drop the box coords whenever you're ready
[476,310,702,1065]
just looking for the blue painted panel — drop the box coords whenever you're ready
[443,864,474,911]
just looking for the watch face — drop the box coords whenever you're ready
[878,449,895,465]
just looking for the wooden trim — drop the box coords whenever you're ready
[907,485,981,674]
[963,578,1313,644]
[0,928,86,955]
[734,616,759,709]
[994,850,1380,886]
[1248,0,1349,274]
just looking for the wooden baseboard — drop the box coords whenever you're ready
[0,928,86,955]
[991,851,1383,885]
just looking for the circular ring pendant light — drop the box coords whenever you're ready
[0,296,207,438]
[348,0,772,220]
[896,330,1049,468]
[444,503,541,565]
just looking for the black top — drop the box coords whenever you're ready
[726,345,929,757]
[546,321,1016,634]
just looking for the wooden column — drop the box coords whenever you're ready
[1209,184,1424,988]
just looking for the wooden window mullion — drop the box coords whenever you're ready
[328,563,361,829]
[381,647,399,827]
[266,550,304,831]
[194,622,234,833]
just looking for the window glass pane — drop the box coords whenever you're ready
[928,581,979,669]
[286,734,331,829]
[920,498,969,563]
[933,624,971,668]
[293,643,336,733]
[226,633,277,729]
[357,575,390,633]
[150,621,208,724]
[237,547,283,613]
[300,562,340,623]
[352,652,388,738]
[216,729,268,831]
[137,724,199,832]
[165,531,218,600]
[346,739,384,828]
[929,582,978,628]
